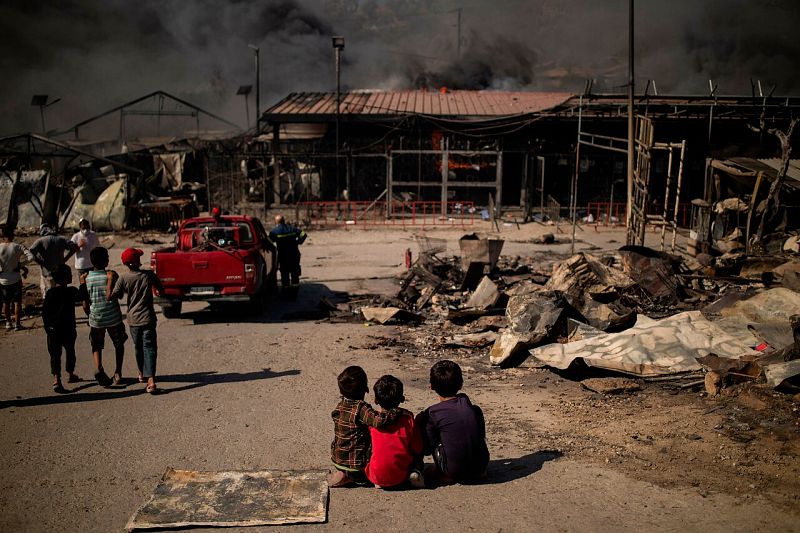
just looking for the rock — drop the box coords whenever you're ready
[538,233,555,244]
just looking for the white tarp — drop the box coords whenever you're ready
[524,311,760,376]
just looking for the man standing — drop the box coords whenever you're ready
[0,225,33,330]
[30,224,78,297]
[70,218,99,276]
[268,214,307,296]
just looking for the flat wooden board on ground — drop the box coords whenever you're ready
[126,468,328,530]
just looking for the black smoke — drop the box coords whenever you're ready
[1,0,799,136]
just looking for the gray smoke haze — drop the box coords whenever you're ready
[1,0,798,136]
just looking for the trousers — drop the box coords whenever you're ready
[47,330,77,375]
[129,324,158,378]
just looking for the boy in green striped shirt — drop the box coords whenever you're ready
[80,247,127,387]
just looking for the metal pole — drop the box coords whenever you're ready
[245,94,250,130]
[335,46,341,199]
[571,96,583,254]
[255,47,260,132]
[626,0,635,239]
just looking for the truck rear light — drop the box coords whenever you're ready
[244,263,255,282]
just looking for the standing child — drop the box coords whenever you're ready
[109,247,164,394]
[364,375,425,489]
[0,225,32,331]
[80,246,126,387]
[417,360,490,484]
[42,264,82,393]
[329,365,398,488]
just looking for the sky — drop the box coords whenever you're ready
[1,0,798,136]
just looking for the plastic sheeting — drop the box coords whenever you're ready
[525,311,760,376]
[91,179,126,231]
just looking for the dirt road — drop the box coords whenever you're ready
[1,223,798,532]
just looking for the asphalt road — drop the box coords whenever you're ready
[1,224,798,532]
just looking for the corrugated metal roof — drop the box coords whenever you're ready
[263,90,573,120]
[728,157,800,183]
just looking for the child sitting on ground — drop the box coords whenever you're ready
[42,264,82,393]
[417,360,490,485]
[329,365,399,488]
[364,375,425,489]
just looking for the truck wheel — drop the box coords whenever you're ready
[161,301,182,319]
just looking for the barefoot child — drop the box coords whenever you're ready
[109,247,164,394]
[42,264,82,393]
[365,375,425,489]
[329,365,398,487]
[417,360,490,485]
[80,247,126,387]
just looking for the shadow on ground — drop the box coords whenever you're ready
[177,283,353,325]
[480,450,563,484]
[0,368,300,410]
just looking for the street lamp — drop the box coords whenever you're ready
[237,85,252,129]
[248,44,260,132]
[332,36,345,198]
[31,95,61,134]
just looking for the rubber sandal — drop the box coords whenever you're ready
[112,373,123,386]
[67,374,81,383]
[146,384,159,394]
[53,382,66,394]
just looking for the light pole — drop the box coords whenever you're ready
[626,0,635,241]
[248,44,260,132]
[332,36,345,199]
[237,85,252,129]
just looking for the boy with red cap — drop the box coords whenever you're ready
[109,247,164,394]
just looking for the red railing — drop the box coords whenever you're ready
[299,201,475,227]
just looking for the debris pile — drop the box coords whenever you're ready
[370,233,800,396]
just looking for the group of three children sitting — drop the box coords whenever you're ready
[330,359,489,489]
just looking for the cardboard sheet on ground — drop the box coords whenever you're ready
[524,311,760,375]
[126,468,328,530]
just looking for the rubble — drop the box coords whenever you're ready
[580,378,643,395]
[489,290,571,366]
[361,307,423,325]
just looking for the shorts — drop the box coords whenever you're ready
[89,323,128,351]
[0,281,23,304]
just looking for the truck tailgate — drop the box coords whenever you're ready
[155,250,246,290]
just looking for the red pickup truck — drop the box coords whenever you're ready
[150,214,278,317]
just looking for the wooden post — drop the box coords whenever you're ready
[440,138,448,219]
[671,140,686,252]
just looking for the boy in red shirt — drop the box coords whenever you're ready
[365,375,425,489]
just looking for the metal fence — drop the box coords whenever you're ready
[298,200,475,228]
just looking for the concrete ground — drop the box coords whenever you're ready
[1,221,798,532]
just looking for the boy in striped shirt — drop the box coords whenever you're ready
[80,247,127,387]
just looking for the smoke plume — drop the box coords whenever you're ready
[0,0,798,136]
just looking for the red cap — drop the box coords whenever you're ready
[121,247,144,265]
